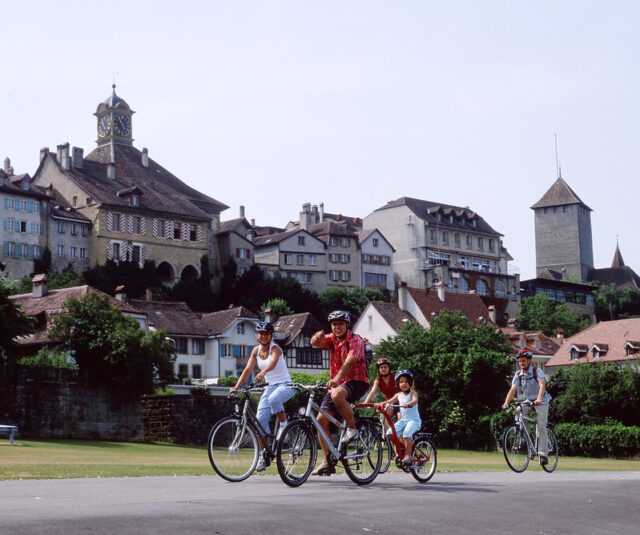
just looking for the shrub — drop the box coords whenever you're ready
[554,423,640,458]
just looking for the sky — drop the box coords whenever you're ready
[1,1,638,281]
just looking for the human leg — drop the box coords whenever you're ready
[535,404,549,457]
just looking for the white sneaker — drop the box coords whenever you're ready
[276,420,288,442]
[340,427,358,444]
[255,451,266,472]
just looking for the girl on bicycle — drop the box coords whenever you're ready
[363,358,401,420]
[384,370,421,463]
[231,320,294,471]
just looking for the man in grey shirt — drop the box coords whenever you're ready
[502,349,552,465]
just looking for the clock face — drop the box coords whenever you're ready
[97,115,111,137]
[113,114,131,136]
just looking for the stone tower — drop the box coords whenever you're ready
[531,176,594,282]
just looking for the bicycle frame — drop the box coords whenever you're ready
[514,403,539,458]
[232,386,278,458]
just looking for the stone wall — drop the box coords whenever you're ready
[141,393,233,445]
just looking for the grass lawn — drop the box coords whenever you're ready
[1,439,639,480]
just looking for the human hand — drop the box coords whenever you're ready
[255,373,265,383]
[534,399,542,406]
[326,378,338,390]
[501,402,509,409]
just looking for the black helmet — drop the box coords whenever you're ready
[376,358,391,368]
[328,310,350,324]
[255,321,274,333]
[394,369,414,384]
[516,349,532,359]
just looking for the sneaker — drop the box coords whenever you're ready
[340,427,358,444]
[275,420,288,442]
[311,460,335,476]
[401,455,411,464]
[255,451,267,472]
[539,455,548,466]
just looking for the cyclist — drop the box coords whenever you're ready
[231,320,294,471]
[502,349,552,465]
[309,310,370,476]
[384,370,421,463]
[363,357,401,420]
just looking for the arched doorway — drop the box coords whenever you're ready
[157,261,175,284]
[181,264,199,282]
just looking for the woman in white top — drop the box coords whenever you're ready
[231,321,294,470]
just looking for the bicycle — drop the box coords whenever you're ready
[275,382,383,487]
[207,383,285,482]
[360,402,437,483]
[502,399,558,473]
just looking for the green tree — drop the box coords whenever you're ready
[319,286,390,324]
[594,283,640,321]
[518,293,589,337]
[84,259,163,299]
[260,297,293,319]
[375,311,512,449]
[33,246,52,275]
[0,281,36,359]
[548,362,640,426]
[47,292,175,400]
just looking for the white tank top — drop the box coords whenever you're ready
[256,341,291,385]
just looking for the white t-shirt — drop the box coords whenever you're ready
[256,341,291,385]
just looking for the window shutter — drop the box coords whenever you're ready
[141,217,146,236]
[106,241,113,260]
[236,248,240,258]
[247,250,251,259]
[197,224,203,243]
[107,212,113,231]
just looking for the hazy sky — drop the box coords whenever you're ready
[1,1,638,281]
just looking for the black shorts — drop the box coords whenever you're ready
[320,380,369,414]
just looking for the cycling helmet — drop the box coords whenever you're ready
[394,369,414,384]
[376,358,391,368]
[328,310,350,324]
[255,321,274,333]
[516,349,532,359]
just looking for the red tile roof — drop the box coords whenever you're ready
[407,287,493,325]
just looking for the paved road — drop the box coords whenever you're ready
[0,471,638,534]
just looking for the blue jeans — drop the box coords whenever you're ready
[256,383,295,436]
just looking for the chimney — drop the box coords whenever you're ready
[556,327,564,339]
[146,288,153,301]
[72,147,83,169]
[246,227,255,241]
[507,317,517,329]
[398,281,407,312]
[264,308,274,323]
[3,157,10,173]
[141,147,149,167]
[239,205,245,218]
[40,147,49,162]
[115,285,126,302]
[57,143,70,170]
[300,203,311,231]
[107,162,116,180]
[311,205,319,223]
[488,305,497,324]
[251,218,255,226]
[32,273,49,298]
[319,202,325,222]
[437,281,445,303]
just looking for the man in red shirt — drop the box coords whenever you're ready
[309,310,369,475]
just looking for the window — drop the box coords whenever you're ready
[86,197,93,205]
[72,195,78,207]
[309,254,317,266]
[330,270,339,281]
[81,225,88,237]
[112,214,121,232]
[340,253,350,263]
[19,221,27,233]
[430,229,437,243]
[156,219,165,238]
[477,237,484,250]
[57,244,64,257]
[489,239,495,252]
[442,231,448,245]
[192,339,204,355]
[495,280,507,298]
[237,248,250,259]
[80,248,87,259]
[175,337,188,353]
[296,254,304,265]
[70,247,77,258]
[340,271,350,282]
[237,323,245,334]
[298,236,305,246]
[454,233,461,247]
[70,224,78,235]
[189,224,197,241]
[476,279,488,296]
[284,253,292,265]
[458,277,469,294]
[329,237,337,246]
[16,243,27,258]
[570,349,579,361]
[372,238,379,247]
[178,364,188,379]
[3,241,15,258]
[466,235,472,249]
[57,221,65,233]
[341,238,350,247]
[112,242,121,260]
[222,344,232,357]
[131,195,140,207]
[173,222,181,239]
[299,272,312,285]
[131,245,141,264]
[191,364,202,379]
[132,216,141,234]
[364,272,387,287]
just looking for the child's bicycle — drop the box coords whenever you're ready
[359,402,437,483]
[502,399,559,473]
[207,383,284,482]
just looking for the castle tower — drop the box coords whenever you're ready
[531,176,594,282]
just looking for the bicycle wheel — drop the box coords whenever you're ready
[541,428,559,473]
[410,436,437,483]
[276,420,317,487]
[207,417,259,482]
[342,421,382,485]
[503,424,530,473]
[379,436,393,474]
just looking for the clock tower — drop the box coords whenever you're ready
[95,84,134,147]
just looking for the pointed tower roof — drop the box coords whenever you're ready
[612,244,625,268]
[530,177,592,210]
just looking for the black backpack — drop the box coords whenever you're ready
[330,334,373,367]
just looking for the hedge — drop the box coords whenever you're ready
[554,423,640,458]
